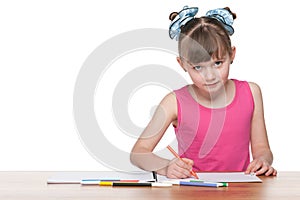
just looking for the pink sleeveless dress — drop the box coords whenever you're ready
[173,79,254,172]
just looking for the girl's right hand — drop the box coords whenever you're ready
[166,158,194,179]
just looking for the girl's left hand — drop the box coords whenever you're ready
[245,158,277,176]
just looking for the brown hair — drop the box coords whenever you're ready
[170,7,236,64]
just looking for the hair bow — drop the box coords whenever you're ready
[169,6,198,41]
[205,8,234,35]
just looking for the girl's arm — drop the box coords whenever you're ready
[130,92,194,178]
[246,82,277,176]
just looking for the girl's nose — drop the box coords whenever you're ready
[202,67,216,82]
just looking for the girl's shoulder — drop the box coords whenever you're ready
[158,91,178,117]
[162,84,191,104]
[247,81,262,96]
[161,91,177,104]
[243,81,263,108]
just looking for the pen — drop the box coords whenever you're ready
[100,182,151,186]
[179,181,228,187]
[87,182,172,187]
[167,145,199,179]
[190,180,228,187]
[82,179,139,182]
[81,179,140,185]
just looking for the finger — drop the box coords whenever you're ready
[170,170,186,178]
[176,165,191,177]
[166,159,185,178]
[175,159,192,171]
[264,167,274,176]
[168,159,192,178]
[171,167,191,178]
[251,161,264,173]
[265,167,278,176]
[166,169,182,179]
[174,163,192,177]
[245,161,257,174]
[170,158,195,178]
[166,164,188,179]
[255,165,268,176]
[181,158,194,166]
[245,165,252,174]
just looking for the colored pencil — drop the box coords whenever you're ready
[167,145,199,179]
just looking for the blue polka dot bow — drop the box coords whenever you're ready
[205,8,234,36]
[169,6,198,41]
[169,6,234,40]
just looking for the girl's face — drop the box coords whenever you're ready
[178,47,235,98]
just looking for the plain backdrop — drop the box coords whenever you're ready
[1,0,299,171]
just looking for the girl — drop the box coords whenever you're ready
[130,6,277,178]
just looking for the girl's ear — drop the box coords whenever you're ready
[177,57,187,72]
[231,46,236,63]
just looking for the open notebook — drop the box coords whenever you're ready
[47,171,261,184]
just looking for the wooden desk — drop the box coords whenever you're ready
[0,172,299,200]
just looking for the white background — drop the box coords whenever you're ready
[0,0,299,171]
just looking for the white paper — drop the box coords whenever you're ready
[47,171,154,184]
[158,172,262,183]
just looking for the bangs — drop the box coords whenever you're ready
[179,18,231,64]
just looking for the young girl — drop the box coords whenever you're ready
[130,6,277,178]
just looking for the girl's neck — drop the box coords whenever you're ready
[189,79,235,109]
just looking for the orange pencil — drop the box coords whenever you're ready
[167,145,199,179]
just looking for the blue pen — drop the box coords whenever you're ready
[179,181,227,187]
[190,180,228,187]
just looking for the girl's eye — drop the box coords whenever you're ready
[193,65,202,71]
[214,61,223,67]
